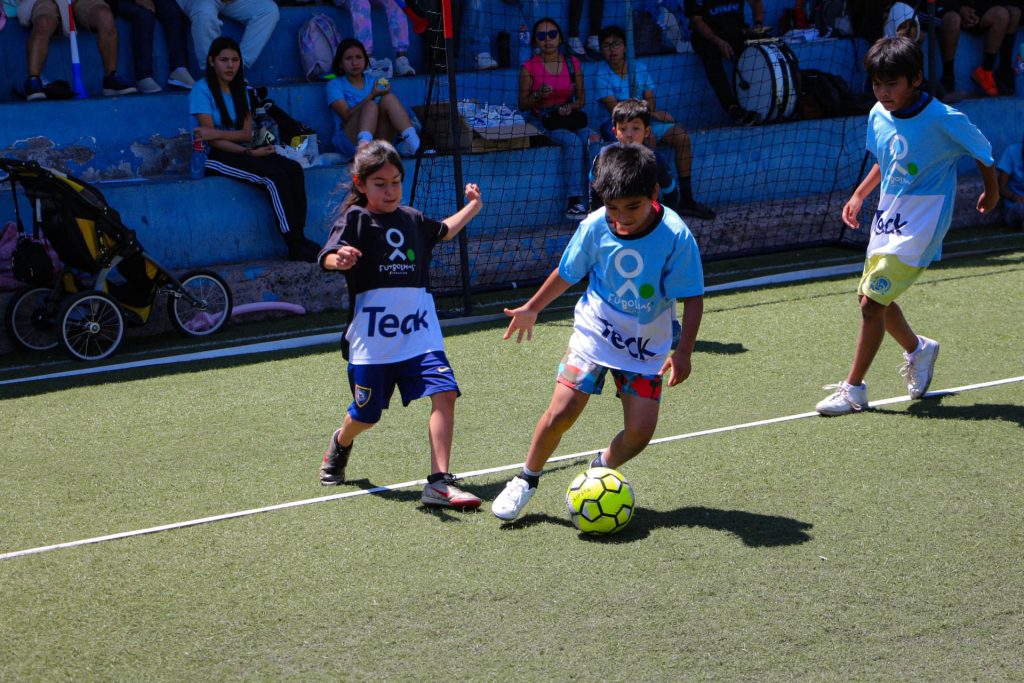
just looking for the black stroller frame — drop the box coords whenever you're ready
[2,158,233,361]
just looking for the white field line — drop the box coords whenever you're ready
[2,374,1021,562]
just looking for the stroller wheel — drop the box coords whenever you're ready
[58,290,125,361]
[169,270,233,337]
[5,287,61,351]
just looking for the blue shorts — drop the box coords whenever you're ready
[346,351,460,424]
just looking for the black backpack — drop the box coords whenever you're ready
[800,69,872,118]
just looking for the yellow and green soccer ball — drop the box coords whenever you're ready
[565,467,635,535]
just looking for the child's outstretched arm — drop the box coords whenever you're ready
[976,161,1000,214]
[842,163,881,229]
[660,295,703,387]
[503,268,573,343]
[441,184,483,241]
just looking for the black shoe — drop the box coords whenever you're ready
[565,202,588,221]
[677,200,716,221]
[728,106,759,126]
[319,429,352,485]
[287,237,320,262]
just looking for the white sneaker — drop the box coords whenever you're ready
[368,57,393,80]
[816,381,868,416]
[394,55,416,76]
[675,40,693,53]
[899,336,939,399]
[167,67,195,90]
[586,35,600,53]
[135,77,162,94]
[568,36,585,55]
[492,476,536,520]
[475,52,499,70]
[396,132,420,157]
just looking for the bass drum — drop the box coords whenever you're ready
[734,40,800,123]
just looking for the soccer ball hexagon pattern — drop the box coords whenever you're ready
[565,467,635,535]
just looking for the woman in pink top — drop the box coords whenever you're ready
[518,16,597,221]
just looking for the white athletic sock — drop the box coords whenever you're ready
[522,466,542,478]
[400,126,420,151]
[357,131,373,144]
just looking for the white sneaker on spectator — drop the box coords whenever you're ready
[394,55,416,76]
[368,57,393,80]
[568,36,585,55]
[675,40,693,53]
[816,381,868,416]
[586,35,600,53]
[136,77,162,94]
[167,67,195,90]
[475,52,499,70]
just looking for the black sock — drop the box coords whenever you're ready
[517,472,539,488]
[678,176,694,205]
[942,60,955,87]
[982,52,997,71]
[999,32,1017,74]
[427,472,448,484]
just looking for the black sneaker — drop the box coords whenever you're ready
[287,238,320,263]
[319,429,352,485]
[728,106,759,126]
[565,202,588,221]
[102,71,138,96]
[677,200,716,221]
[25,76,46,101]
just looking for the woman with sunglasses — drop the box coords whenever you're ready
[518,16,599,221]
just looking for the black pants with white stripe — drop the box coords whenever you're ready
[206,150,308,242]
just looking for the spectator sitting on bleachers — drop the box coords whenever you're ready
[17,0,138,100]
[996,136,1024,228]
[518,16,598,221]
[327,37,421,159]
[335,0,416,78]
[934,1,1020,96]
[107,0,196,93]
[190,36,320,262]
[593,25,714,220]
[684,0,764,126]
[176,0,279,71]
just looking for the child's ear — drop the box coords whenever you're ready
[912,71,924,89]
[651,185,660,201]
[351,175,364,194]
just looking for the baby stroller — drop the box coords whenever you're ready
[2,158,233,361]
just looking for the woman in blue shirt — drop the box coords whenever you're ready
[190,36,319,261]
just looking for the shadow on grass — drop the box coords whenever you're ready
[879,394,1024,429]
[502,505,813,547]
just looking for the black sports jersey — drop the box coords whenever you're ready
[320,205,449,364]
[684,0,747,40]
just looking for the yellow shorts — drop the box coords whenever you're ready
[857,254,925,305]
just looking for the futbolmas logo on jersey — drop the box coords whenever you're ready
[598,248,657,361]
[886,134,919,188]
[379,227,417,274]
[609,248,655,313]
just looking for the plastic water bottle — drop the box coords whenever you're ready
[190,135,209,180]
[518,24,531,66]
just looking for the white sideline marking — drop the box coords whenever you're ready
[2,375,1021,562]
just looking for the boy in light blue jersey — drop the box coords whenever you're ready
[492,143,704,521]
[817,36,999,416]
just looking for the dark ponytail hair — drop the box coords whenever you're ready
[205,36,249,130]
[340,140,405,214]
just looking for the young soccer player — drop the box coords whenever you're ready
[492,143,704,521]
[816,36,999,416]
[590,98,684,214]
[318,140,484,509]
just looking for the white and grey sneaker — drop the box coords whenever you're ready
[421,474,481,509]
[136,77,163,94]
[394,55,416,76]
[492,476,536,520]
[368,57,393,80]
[474,52,499,70]
[816,381,868,416]
[567,36,585,55]
[900,336,939,399]
[167,66,196,90]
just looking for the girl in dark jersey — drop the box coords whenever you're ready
[317,140,485,509]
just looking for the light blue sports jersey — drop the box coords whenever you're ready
[865,94,993,267]
[558,204,704,374]
[189,78,239,129]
